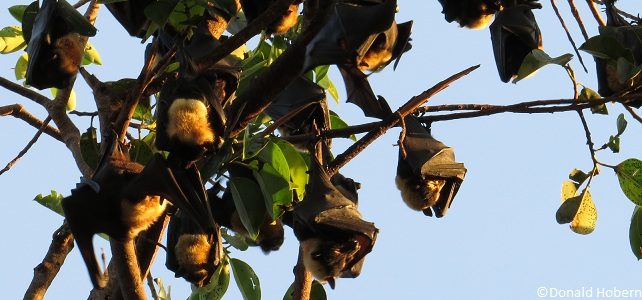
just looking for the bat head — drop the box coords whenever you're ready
[437,0,502,29]
[396,116,466,217]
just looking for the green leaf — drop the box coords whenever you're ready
[617,113,628,136]
[144,0,180,25]
[283,281,327,300]
[556,195,582,224]
[579,35,632,61]
[329,111,357,141]
[579,87,608,115]
[221,228,249,251]
[257,141,290,181]
[8,5,28,22]
[616,57,641,85]
[253,164,292,219]
[50,88,77,111]
[616,159,642,205]
[274,140,308,200]
[513,50,573,83]
[82,41,102,65]
[230,258,261,300]
[630,206,642,260]
[130,139,155,165]
[0,26,26,54]
[607,135,620,153]
[314,65,339,103]
[153,277,172,300]
[80,127,100,169]
[34,190,65,216]
[190,261,230,300]
[133,96,153,123]
[15,52,28,80]
[569,168,589,186]
[57,0,97,36]
[229,177,266,240]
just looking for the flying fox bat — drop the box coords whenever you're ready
[437,0,502,29]
[395,116,467,217]
[304,0,412,118]
[240,0,301,35]
[293,156,378,288]
[61,141,211,289]
[165,210,223,287]
[594,0,642,98]
[104,0,153,38]
[490,0,543,83]
[24,0,97,90]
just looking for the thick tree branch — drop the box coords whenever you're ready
[228,1,335,137]
[326,65,479,176]
[0,77,50,106]
[110,240,147,300]
[0,104,62,141]
[23,224,74,300]
[292,246,313,300]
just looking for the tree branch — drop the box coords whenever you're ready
[0,116,52,176]
[0,104,62,141]
[292,246,312,300]
[23,224,74,300]
[566,0,590,40]
[110,240,148,300]
[550,0,588,72]
[326,65,479,176]
[623,105,642,125]
[228,0,335,137]
[0,77,50,107]
[282,94,642,143]
[585,0,606,26]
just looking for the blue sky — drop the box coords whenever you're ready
[1,1,641,299]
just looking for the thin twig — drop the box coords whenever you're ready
[0,116,52,176]
[146,273,159,300]
[326,65,479,176]
[69,110,99,117]
[623,105,642,125]
[585,0,606,26]
[73,0,91,9]
[566,0,590,40]
[0,104,62,141]
[283,94,642,143]
[550,0,589,72]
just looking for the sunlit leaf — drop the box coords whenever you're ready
[153,277,172,300]
[513,49,573,83]
[82,41,102,65]
[190,261,230,300]
[561,180,577,201]
[616,159,642,205]
[230,258,261,300]
[570,189,597,234]
[222,228,249,251]
[50,88,77,111]
[0,26,26,54]
[253,164,292,219]
[257,141,290,181]
[34,190,64,216]
[579,87,607,115]
[329,111,357,141]
[283,281,327,300]
[274,140,308,200]
[14,52,28,80]
[8,5,28,22]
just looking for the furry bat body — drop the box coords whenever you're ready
[240,0,301,34]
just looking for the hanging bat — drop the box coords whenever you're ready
[304,0,413,119]
[25,0,97,90]
[595,0,642,98]
[265,75,328,149]
[293,156,378,288]
[165,210,223,287]
[489,1,543,83]
[62,141,207,289]
[395,116,467,218]
[437,0,502,29]
[104,0,154,38]
[240,0,302,35]
[155,71,228,166]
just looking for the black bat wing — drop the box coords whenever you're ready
[391,21,413,70]
[265,76,326,128]
[338,65,391,118]
[105,0,153,38]
[25,0,56,90]
[490,5,542,82]
[303,0,397,71]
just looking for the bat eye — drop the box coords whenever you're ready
[342,239,360,252]
[312,251,323,259]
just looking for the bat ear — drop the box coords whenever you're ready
[303,0,397,71]
[489,3,542,82]
[397,116,466,217]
